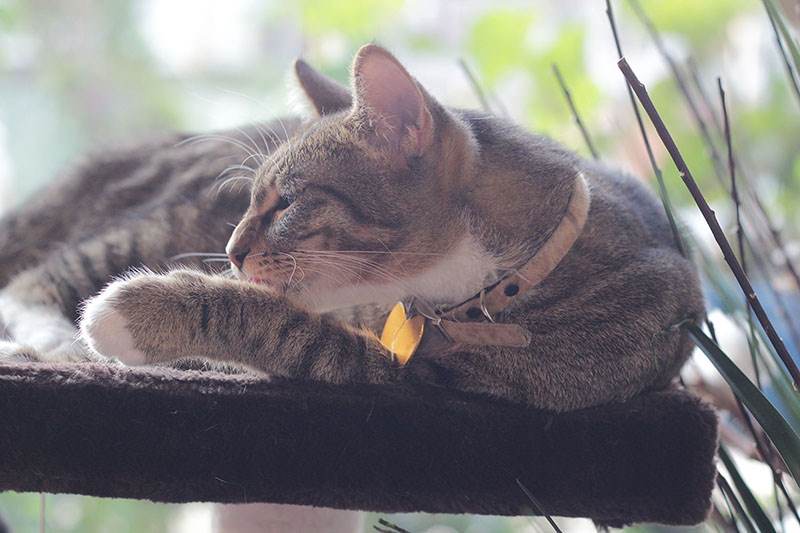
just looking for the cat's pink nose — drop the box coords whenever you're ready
[228,248,250,269]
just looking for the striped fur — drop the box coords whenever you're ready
[0,45,703,411]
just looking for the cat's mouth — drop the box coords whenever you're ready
[239,267,312,300]
[241,271,288,291]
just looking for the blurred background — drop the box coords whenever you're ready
[1,0,799,531]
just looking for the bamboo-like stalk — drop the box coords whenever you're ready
[719,446,776,533]
[686,61,800,352]
[551,63,599,160]
[627,0,726,178]
[718,473,757,533]
[746,243,800,356]
[618,57,800,390]
[763,1,800,109]
[714,93,800,527]
[687,323,800,489]
[629,0,800,293]
[604,0,686,257]
[762,0,800,83]
[733,394,800,525]
[718,78,764,387]
[374,518,411,533]
[516,478,564,533]
[716,483,744,533]
[457,58,492,114]
[457,58,510,119]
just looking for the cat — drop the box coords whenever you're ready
[0,44,704,412]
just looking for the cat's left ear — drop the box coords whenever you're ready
[294,59,352,117]
[351,44,434,160]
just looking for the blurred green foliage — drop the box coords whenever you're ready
[0,493,175,533]
[1,0,799,531]
[297,0,401,40]
[629,0,750,50]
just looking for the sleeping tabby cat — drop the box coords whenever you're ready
[0,44,703,411]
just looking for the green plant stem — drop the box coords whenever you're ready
[762,0,800,86]
[604,0,686,257]
[551,63,599,160]
[631,0,800,293]
[763,1,800,110]
[457,58,492,113]
[718,472,757,533]
[718,78,763,387]
[719,446,776,533]
[619,56,800,390]
[686,323,800,485]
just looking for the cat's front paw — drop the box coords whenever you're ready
[80,278,149,365]
[80,269,217,366]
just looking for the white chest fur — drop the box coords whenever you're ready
[305,234,499,315]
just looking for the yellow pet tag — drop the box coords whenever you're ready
[380,302,425,366]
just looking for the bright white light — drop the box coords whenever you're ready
[169,502,214,533]
[138,0,262,74]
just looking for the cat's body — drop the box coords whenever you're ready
[0,45,703,411]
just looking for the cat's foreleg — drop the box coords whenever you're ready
[80,270,396,383]
[0,225,164,363]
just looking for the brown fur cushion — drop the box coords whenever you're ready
[0,362,717,526]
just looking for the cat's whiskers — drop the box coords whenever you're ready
[177,134,261,162]
[234,126,268,164]
[215,175,254,194]
[254,123,288,153]
[252,124,274,154]
[214,88,296,153]
[170,252,229,261]
[278,252,300,286]
[296,250,447,296]
[216,163,256,179]
[292,252,433,307]
[295,253,387,282]
[369,235,414,281]
[297,256,371,286]
[284,257,353,285]
[296,251,417,285]
[274,117,298,154]
[219,268,237,279]
[252,258,348,290]
[298,248,526,280]
[296,248,449,257]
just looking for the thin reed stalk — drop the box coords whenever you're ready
[551,63,599,160]
[618,56,800,390]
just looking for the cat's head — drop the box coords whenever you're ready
[225,44,498,313]
[225,44,564,314]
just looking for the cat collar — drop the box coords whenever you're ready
[379,171,591,366]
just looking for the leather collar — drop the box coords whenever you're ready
[387,171,591,363]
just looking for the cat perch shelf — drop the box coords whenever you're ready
[0,362,718,527]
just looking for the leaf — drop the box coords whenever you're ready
[625,0,751,51]
[762,0,800,79]
[467,9,535,87]
[718,446,776,533]
[687,323,800,486]
[297,0,402,40]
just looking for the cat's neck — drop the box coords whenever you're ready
[315,233,500,326]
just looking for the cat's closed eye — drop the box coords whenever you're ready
[276,195,292,211]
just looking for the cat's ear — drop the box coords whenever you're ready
[351,44,434,159]
[293,59,352,117]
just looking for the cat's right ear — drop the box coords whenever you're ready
[293,59,352,117]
